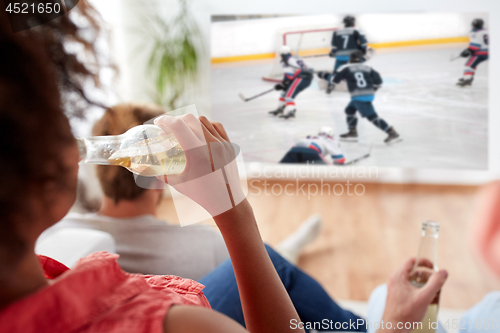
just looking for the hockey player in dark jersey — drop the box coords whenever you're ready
[326,15,368,93]
[280,127,345,165]
[317,50,400,144]
[456,18,488,87]
[269,46,314,119]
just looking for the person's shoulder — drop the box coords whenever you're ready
[337,63,351,73]
[58,213,174,234]
[352,63,375,72]
[172,224,222,238]
[44,212,98,233]
[355,27,365,34]
[164,305,247,333]
[336,27,350,35]
[477,291,500,307]
[338,63,365,73]
[69,252,212,333]
[60,212,127,225]
[460,291,500,323]
[143,274,208,296]
[62,211,95,222]
[73,251,211,299]
[151,223,221,243]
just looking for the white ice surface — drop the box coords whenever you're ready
[211,46,488,170]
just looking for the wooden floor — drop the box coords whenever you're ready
[157,180,500,310]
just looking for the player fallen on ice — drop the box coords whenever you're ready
[326,15,368,94]
[268,45,314,119]
[279,126,346,165]
[456,18,488,87]
[317,50,400,144]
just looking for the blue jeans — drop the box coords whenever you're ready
[200,245,366,332]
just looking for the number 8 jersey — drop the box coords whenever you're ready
[332,63,382,101]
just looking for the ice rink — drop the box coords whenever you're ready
[211,45,488,169]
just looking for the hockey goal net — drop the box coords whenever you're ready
[262,26,337,82]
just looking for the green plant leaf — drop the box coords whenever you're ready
[135,0,202,110]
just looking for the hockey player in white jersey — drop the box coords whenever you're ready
[280,127,345,165]
[457,18,488,87]
[268,46,314,119]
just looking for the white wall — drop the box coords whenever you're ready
[211,13,487,58]
[88,0,210,116]
[211,15,339,58]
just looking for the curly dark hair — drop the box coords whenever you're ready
[0,1,105,267]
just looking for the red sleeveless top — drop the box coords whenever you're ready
[0,252,210,333]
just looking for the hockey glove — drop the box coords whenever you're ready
[460,49,472,57]
[360,47,367,55]
[274,82,286,91]
[317,71,331,81]
[329,49,336,58]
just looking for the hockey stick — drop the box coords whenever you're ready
[341,153,370,165]
[340,141,373,165]
[238,88,275,102]
[450,54,462,62]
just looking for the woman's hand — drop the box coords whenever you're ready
[379,258,448,333]
[154,114,244,217]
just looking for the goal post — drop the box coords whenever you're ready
[262,26,338,82]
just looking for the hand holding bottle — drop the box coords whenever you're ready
[154,114,245,217]
[379,258,448,333]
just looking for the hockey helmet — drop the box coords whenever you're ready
[472,18,484,29]
[343,15,355,27]
[319,126,335,137]
[349,50,364,63]
[279,45,292,55]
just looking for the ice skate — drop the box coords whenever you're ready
[456,77,473,87]
[384,127,402,144]
[326,83,335,94]
[340,128,358,142]
[268,105,285,116]
[279,109,296,120]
